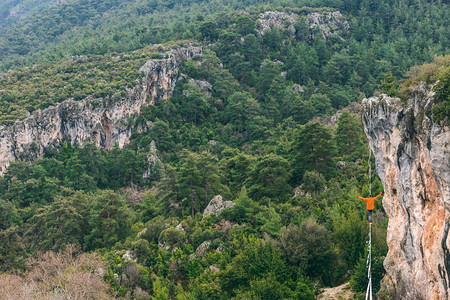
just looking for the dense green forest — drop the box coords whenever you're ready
[1,0,449,123]
[0,0,57,27]
[0,0,448,72]
[0,0,449,298]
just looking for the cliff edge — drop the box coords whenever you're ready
[0,46,202,174]
[362,85,450,299]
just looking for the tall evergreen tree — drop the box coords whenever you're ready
[335,111,366,160]
[291,122,337,184]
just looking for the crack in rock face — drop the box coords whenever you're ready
[0,45,202,174]
[361,86,450,299]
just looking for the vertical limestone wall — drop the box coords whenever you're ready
[0,46,202,174]
[362,86,450,299]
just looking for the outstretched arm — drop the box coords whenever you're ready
[356,195,366,201]
[373,192,383,200]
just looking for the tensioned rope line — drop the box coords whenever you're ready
[366,101,373,300]
[368,101,372,197]
[366,222,372,300]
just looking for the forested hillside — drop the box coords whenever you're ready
[0,0,448,71]
[0,0,449,298]
[0,0,59,27]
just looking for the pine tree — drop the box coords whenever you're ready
[335,110,366,160]
[292,122,337,184]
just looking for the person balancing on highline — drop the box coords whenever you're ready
[356,192,382,223]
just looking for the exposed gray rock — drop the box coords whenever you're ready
[0,45,202,174]
[158,242,170,251]
[258,11,299,37]
[188,253,197,260]
[209,265,220,273]
[196,240,212,257]
[306,11,349,40]
[293,184,328,198]
[135,120,152,134]
[175,223,185,231]
[137,46,202,104]
[122,250,136,262]
[311,102,362,127]
[361,86,450,299]
[203,195,236,218]
[291,84,304,93]
[257,10,349,41]
[143,140,163,179]
[137,228,147,237]
[189,78,213,98]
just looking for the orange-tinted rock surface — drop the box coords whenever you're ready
[362,86,450,299]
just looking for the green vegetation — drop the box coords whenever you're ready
[0,47,161,125]
[1,0,448,125]
[0,0,55,27]
[433,67,450,125]
[0,69,387,297]
[399,55,450,125]
[0,143,386,298]
[0,0,448,298]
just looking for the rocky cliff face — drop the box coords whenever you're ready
[362,85,450,299]
[257,10,349,40]
[258,11,300,37]
[0,45,202,174]
[306,11,349,40]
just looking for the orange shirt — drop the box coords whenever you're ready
[357,193,382,210]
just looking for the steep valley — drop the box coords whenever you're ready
[0,1,449,298]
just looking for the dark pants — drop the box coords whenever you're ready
[367,210,372,222]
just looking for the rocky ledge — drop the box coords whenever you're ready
[0,45,202,174]
[362,85,450,299]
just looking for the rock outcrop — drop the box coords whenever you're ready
[306,11,349,40]
[143,140,163,179]
[203,195,236,218]
[0,45,202,174]
[311,102,362,127]
[258,11,300,37]
[361,86,450,299]
[257,10,349,40]
[196,240,212,257]
[189,78,213,98]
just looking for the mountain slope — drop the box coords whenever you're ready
[0,45,202,173]
[0,0,448,72]
[0,0,448,298]
[0,0,59,27]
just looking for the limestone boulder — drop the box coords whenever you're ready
[203,195,236,218]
